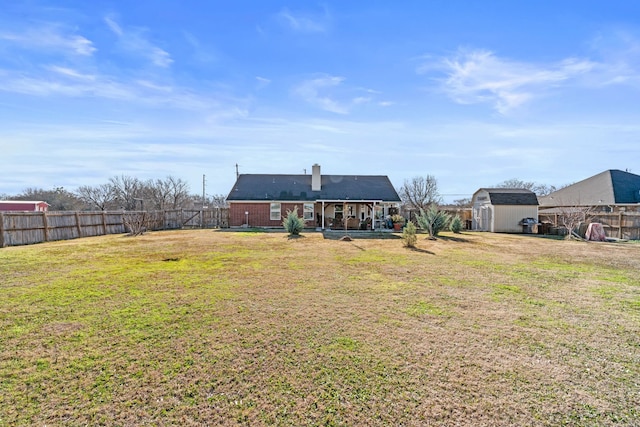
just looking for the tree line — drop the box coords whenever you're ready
[0,175,228,211]
[2,173,558,213]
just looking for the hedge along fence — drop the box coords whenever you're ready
[0,208,230,248]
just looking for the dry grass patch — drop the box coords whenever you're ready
[1,230,639,426]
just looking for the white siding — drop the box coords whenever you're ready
[472,188,538,232]
[493,205,538,233]
[472,189,492,231]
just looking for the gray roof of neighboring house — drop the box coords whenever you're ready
[474,188,539,205]
[538,169,640,206]
[227,174,401,202]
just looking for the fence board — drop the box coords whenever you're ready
[539,211,640,240]
[0,208,230,248]
[0,213,4,248]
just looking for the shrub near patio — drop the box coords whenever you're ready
[0,230,639,426]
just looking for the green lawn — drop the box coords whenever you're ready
[1,230,639,426]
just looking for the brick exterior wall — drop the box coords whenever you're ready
[229,202,316,227]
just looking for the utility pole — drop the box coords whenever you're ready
[201,174,206,229]
[202,174,206,209]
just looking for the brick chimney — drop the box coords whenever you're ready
[312,164,321,191]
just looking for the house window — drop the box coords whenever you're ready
[303,203,314,220]
[270,203,281,220]
[334,204,343,219]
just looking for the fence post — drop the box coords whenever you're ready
[618,211,623,239]
[75,212,83,238]
[0,212,5,248]
[102,211,107,235]
[42,211,50,242]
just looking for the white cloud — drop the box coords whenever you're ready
[293,75,383,114]
[256,76,271,89]
[0,67,243,112]
[104,15,173,68]
[294,75,349,114]
[104,16,123,37]
[47,65,96,81]
[425,49,596,114]
[588,29,640,87]
[277,7,329,33]
[0,26,95,56]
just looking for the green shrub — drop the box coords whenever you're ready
[283,207,305,235]
[402,221,417,248]
[416,204,451,239]
[391,214,405,225]
[450,215,463,233]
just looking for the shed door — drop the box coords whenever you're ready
[476,206,491,231]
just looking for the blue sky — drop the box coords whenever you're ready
[1,1,639,202]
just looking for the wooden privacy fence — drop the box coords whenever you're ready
[539,211,640,240]
[0,208,229,248]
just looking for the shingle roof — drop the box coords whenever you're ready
[538,169,640,206]
[227,174,401,202]
[475,188,539,205]
[611,170,640,203]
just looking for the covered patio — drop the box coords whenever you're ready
[316,200,399,231]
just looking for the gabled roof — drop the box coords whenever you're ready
[227,174,401,202]
[538,169,640,206]
[474,188,539,205]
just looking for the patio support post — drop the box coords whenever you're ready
[372,201,377,230]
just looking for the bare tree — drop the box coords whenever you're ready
[452,197,472,208]
[208,194,228,208]
[557,205,594,240]
[496,178,556,196]
[144,178,172,210]
[166,176,190,209]
[109,175,144,210]
[76,184,116,211]
[399,175,442,212]
[122,212,149,236]
[143,176,191,210]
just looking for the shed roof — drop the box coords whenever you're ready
[474,188,539,205]
[538,169,640,206]
[227,174,401,202]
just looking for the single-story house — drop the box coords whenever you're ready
[471,188,539,233]
[226,164,401,230]
[0,200,50,212]
[538,169,640,212]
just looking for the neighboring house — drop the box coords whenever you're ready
[538,169,640,212]
[0,200,50,212]
[471,188,539,233]
[226,164,401,229]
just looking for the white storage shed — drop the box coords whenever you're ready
[472,188,539,233]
